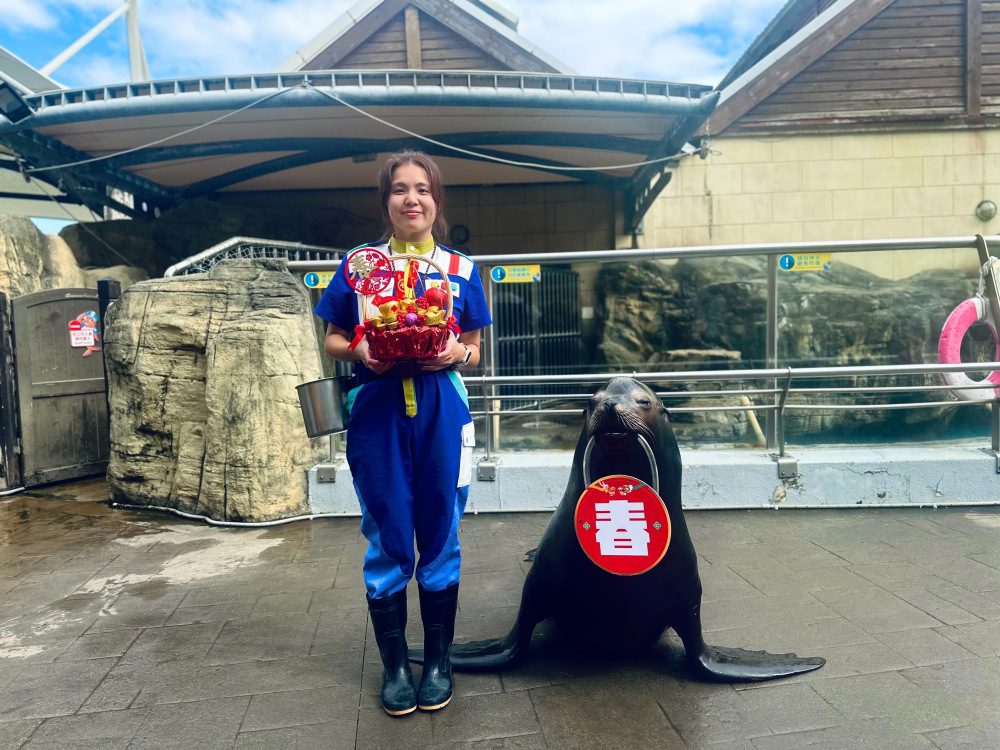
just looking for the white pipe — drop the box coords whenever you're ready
[108,501,356,527]
[41,2,130,76]
[127,0,150,82]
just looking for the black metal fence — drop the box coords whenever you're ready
[493,266,583,409]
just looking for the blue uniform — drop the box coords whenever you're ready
[314,241,491,599]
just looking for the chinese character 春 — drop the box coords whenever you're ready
[594,499,650,556]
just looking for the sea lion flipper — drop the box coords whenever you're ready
[420,570,546,673]
[688,645,826,683]
[448,630,525,672]
[674,604,825,683]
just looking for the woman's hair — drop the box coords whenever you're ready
[377,150,449,241]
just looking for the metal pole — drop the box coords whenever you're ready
[97,279,121,420]
[480,264,497,459]
[976,235,1000,332]
[126,0,151,81]
[765,254,778,450]
[992,400,1000,471]
[41,2,130,76]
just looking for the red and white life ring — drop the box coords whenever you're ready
[937,295,1000,401]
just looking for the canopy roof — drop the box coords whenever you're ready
[0,70,716,232]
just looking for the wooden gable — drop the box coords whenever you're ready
[983,0,1000,111]
[296,0,556,73]
[417,13,511,70]
[718,0,840,91]
[710,0,995,136]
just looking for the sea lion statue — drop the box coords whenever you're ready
[434,377,825,682]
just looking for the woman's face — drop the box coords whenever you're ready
[386,162,438,242]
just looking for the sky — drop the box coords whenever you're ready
[0,0,787,89]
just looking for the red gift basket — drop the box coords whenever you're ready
[352,251,457,361]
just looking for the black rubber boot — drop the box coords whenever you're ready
[417,583,459,711]
[368,589,417,716]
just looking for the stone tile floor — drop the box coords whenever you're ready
[1,478,1000,748]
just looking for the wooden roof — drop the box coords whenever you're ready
[277,0,569,74]
[705,0,995,136]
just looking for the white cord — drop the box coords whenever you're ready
[25,87,293,174]
[312,86,690,171]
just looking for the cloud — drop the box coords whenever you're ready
[141,0,347,77]
[57,51,130,90]
[503,0,785,85]
[0,0,57,30]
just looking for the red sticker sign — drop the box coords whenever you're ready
[344,247,393,295]
[574,474,671,576]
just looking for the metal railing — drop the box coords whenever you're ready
[453,362,1000,476]
[164,236,341,277]
[29,70,715,111]
[156,232,1000,471]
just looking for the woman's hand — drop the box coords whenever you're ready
[417,335,466,372]
[325,323,395,374]
[354,338,396,375]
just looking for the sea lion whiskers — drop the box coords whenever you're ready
[588,396,654,440]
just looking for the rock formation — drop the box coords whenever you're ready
[0,214,148,297]
[103,259,327,522]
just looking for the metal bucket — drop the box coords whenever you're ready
[296,377,348,437]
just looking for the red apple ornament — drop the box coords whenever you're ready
[423,286,448,309]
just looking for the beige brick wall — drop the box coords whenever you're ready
[645,131,1000,279]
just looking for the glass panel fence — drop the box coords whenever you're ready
[775,248,989,447]
[286,236,1000,456]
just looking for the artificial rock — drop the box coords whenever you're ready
[103,259,326,522]
[0,214,149,297]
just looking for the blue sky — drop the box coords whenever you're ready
[0,0,787,89]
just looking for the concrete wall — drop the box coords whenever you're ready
[644,130,1000,279]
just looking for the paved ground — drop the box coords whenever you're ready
[1,479,1000,749]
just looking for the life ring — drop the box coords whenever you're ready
[937,295,1000,401]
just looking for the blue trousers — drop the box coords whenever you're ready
[346,370,473,599]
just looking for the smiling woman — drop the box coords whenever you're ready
[312,150,492,716]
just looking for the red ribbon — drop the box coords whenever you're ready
[349,324,366,351]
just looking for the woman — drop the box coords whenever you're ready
[314,151,491,716]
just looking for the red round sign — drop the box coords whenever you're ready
[574,474,671,576]
[68,320,82,330]
[344,247,393,295]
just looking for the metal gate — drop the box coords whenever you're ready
[493,267,583,402]
[10,288,109,487]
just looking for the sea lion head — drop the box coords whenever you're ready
[586,377,664,449]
